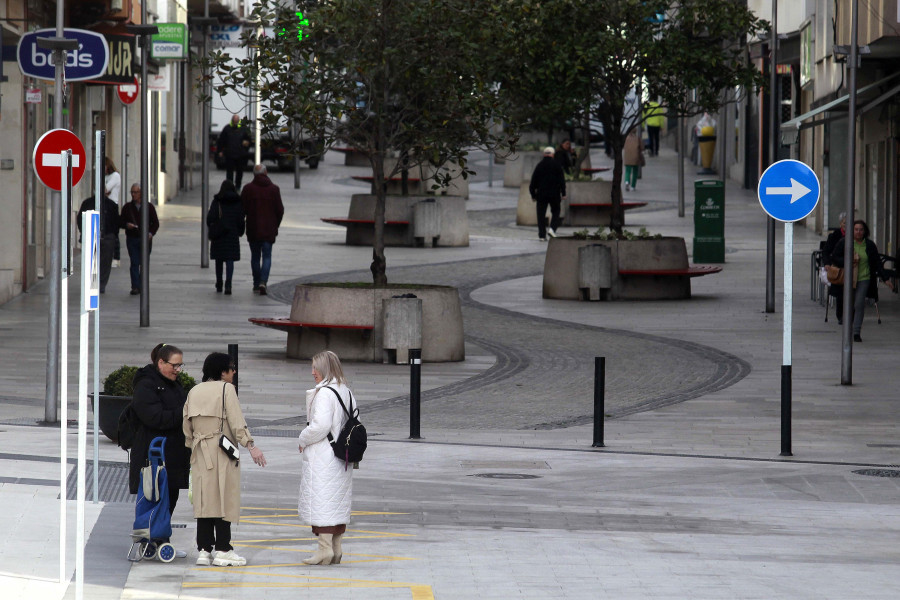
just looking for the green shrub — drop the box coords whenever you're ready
[103,365,197,396]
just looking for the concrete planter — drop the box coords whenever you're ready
[542,236,692,300]
[516,184,568,226]
[503,151,544,188]
[344,194,468,247]
[90,394,131,443]
[288,284,465,362]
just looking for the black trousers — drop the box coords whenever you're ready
[196,517,233,552]
[647,126,661,156]
[536,197,561,239]
[225,157,247,188]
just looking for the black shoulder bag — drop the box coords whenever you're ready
[325,386,367,468]
[217,383,240,463]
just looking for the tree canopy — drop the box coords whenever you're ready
[202,0,516,285]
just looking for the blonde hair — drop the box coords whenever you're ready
[311,350,347,385]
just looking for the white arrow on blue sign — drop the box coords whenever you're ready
[757,159,820,222]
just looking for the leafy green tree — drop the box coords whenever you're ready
[202,0,515,285]
[500,0,767,232]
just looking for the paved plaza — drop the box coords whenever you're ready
[1,145,900,599]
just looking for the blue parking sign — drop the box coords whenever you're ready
[757,159,820,222]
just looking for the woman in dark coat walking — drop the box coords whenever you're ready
[831,219,894,341]
[129,343,192,556]
[207,180,246,294]
[823,212,847,323]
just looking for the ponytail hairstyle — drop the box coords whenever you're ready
[150,343,183,370]
[311,350,347,386]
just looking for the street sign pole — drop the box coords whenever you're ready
[60,150,72,586]
[92,131,104,503]
[842,0,860,385]
[781,222,793,456]
[758,159,819,457]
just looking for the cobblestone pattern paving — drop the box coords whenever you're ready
[268,247,750,431]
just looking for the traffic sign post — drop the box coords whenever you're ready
[117,77,138,105]
[758,159,821,457]
[33,128,87,190]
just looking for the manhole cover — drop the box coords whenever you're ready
[852,468,900,478]
[470,473,542,480]
[460,461,549,470]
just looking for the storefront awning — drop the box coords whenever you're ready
[781,72,900,143]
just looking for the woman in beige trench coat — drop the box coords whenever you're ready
[184,352,267,567]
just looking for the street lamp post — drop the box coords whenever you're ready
[196,10,218,270]
[126,21,159,328]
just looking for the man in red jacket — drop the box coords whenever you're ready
[241,164,284,295]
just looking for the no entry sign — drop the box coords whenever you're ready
[117,77,138,105]
[33,129,86,190]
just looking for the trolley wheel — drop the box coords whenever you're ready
[157,543,176,563]
[142,542,158,560]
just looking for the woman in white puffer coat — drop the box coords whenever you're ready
[297,350,355,565]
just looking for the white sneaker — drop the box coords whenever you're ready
[196,550,213,566]
[625,182,631,191]
[175,549,187,559]
[212,549,247,567]
[539,237,547,242]
[112,259,120,268]
[547,229,557,238]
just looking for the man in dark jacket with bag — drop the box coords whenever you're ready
[241,164,284,295]
[529,146,567,241]
[217,114,251,189]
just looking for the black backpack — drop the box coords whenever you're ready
[325,387,367,466]
[117,402,140,451]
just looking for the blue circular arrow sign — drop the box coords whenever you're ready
[757,159,820,222]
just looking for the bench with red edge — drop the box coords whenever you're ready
[321,217,411,227]
[249,317,374,333]
[351,175,422,184]
[618,265,722,277]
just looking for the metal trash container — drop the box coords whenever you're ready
[693,180,725,263]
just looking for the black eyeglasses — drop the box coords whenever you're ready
[229,365,237,371]
[164,360,184,371]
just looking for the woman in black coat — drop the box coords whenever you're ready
[207,180,246,294]
[129,343,192,556]
[831,220,894,341]
[823,212,847,323]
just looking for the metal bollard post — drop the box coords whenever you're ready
[592,357,605,447]
[409,348,422,439]
[228,343,239,395]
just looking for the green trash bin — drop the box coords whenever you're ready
[693,179,725,263]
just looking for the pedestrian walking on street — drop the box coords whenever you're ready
[241,164,284,295]
[643,100,664,156]
[207,180,245,295]
[830,219,894,342]
[76,193,119,293]
[129,343,192,559]
[554,139,576,175]
[823,212,847,323]
[217,114,251,189]
[105,157,123,267]
[297,351,355,566]
[623,131,644,191]
[184,352,267,567]
[529,146,567,241]
[120,183,159,295]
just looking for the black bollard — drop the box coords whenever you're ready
[228,343,239,395]
[409,348,422,439]
[592,357,605,447]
